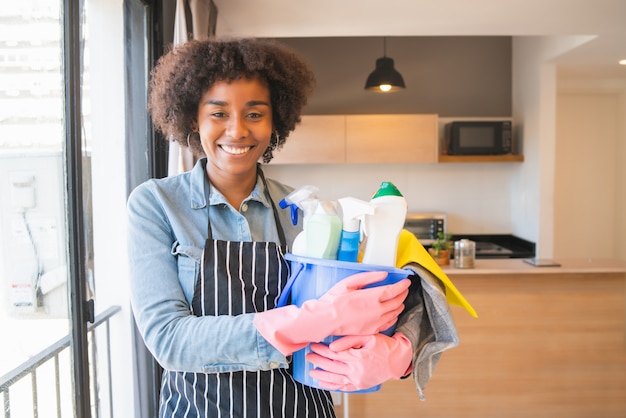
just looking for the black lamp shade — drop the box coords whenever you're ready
[364,57,406,92]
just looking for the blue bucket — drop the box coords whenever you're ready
[277,253,411,393]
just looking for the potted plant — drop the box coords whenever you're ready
[428,232,454,265]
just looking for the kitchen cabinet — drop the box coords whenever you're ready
[345,114,438,163]
[270,114,438,164]
[270,115,345,164]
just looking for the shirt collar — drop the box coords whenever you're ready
[189,158,272,210]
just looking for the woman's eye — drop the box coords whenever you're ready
[211,112,226,118]
[247,112,263,119]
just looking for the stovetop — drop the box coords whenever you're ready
[446,234,535,259]
[474,241,514,256]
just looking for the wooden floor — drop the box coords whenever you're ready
[334,272,626,418]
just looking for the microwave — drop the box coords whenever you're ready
[446,121,512,155]
[404,213,446,245]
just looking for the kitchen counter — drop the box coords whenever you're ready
[448,233,536,259]
[440,257,626,275]
[338,258,626,418]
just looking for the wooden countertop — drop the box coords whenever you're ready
[439,258,626,275]
[341,257,626,418]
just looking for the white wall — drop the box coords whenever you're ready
[510,36,558,257]
[554,78,626,260]
[88,0,136,415]
[510,35,626,260]
[553,93,618,259]
[510,35,603,258]
[263,161,519,236]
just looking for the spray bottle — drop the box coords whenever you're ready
[279,186,319,256]
[305,199,342,260]
[278,185,319,226]
[337,197,376,262]
[361,181,408,267]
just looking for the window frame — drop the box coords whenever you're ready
[123,0,170,416]
[63,0,93,415]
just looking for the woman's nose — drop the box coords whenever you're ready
[226,115,248,140]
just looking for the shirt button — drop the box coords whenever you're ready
[269,361,279,368]
[241,203,248,212]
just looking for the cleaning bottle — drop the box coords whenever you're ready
[278,185,319,226]
[361,181,408,267]
[291,198,318,256]
[337,197,376,262]
[279,186,319,256]
[305,199,342,260]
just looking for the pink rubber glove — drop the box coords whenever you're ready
[306,332,413,392]
[253,271,410,356]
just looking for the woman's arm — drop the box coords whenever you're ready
[127,182,287,373]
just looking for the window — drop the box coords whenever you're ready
[0,1,131,416]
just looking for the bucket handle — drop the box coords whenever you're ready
[276,261,304,307]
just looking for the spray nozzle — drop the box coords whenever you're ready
[278,185,319,225]
[338,197,376,232]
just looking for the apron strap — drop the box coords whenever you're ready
[257,164,287,248]
[201,161,214,240]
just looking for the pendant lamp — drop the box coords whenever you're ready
[364,37,406,92]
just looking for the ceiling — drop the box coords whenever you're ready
[212,0,626,81]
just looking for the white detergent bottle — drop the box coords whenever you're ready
[361,182,408,267]
[305,199,342,260]
[337,197,376,263]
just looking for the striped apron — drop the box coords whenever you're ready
[159,168,336,418]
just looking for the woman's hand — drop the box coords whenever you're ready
[253,272,410,356]
[317,272,410,336]
[306,332,413,392]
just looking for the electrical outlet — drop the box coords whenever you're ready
[10,172,36,211]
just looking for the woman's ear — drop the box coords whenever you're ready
[191,119,198,132]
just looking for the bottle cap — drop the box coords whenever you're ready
[372,181,403,198]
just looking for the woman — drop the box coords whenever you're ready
[127,38,413,417]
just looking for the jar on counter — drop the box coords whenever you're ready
[454,239,475,269]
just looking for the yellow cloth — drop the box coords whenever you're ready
[396,229,478,318]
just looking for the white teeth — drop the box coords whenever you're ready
[221,145,251,155]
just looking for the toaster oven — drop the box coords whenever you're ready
[404,213,446,245]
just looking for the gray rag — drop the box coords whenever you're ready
[394,262,460,400]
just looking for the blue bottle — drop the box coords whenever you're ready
[337,197,375,262]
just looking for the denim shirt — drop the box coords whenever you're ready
[127,158,300,373]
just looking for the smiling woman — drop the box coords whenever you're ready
[127,37,426,418]
[147,38,316,163]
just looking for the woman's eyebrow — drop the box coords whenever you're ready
[202,99,270,107]
[203,99,227,106]
[246,100,270,107]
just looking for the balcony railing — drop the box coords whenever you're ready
[0,305,121,418]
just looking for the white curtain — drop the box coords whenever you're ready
[167,0,216,176]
